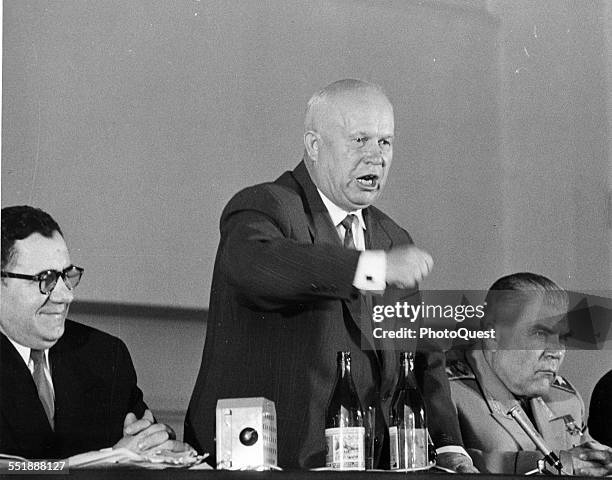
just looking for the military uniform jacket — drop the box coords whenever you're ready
[447,348,585,474]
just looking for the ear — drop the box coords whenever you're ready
[481,316,498,348]
[304,130,320,161]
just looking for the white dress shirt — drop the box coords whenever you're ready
[8,337,55,397]
[317,189,386,292]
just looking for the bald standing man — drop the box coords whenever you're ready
[185,79,473,471]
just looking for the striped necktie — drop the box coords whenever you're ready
[340,214,356,249]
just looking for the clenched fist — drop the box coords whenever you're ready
[386,245,433,288]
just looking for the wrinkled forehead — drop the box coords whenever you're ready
[319,89,394,132]
[9,232,70,273]
[503,293,569,332]
[334,88,393,116]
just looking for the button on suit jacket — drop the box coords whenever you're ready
[184,161,462,468]
[0,320,147,459]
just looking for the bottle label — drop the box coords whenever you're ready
[389,426,429,470]
[325,427,365,470]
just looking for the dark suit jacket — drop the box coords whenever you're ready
[184,161,461,468]
[0,320,147,459]
[588,369,612,447]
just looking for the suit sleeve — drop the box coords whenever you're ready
[469,449,544,474]
[114,338,147,419]
[218,186,361,310]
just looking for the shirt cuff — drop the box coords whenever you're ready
[436,445,471,459]
[352,250,386,292]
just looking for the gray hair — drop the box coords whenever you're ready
[483,272,569,326]
[304,79,388,132]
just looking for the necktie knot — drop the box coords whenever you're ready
[30,349,45,364]
[340,214,356,232]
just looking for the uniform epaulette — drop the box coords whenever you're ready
[446,359,476,380]
[551,375,576,394]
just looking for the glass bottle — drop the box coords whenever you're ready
[389,351,429,470]
[325,351,365,470]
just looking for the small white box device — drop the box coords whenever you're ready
[215,397,277,469]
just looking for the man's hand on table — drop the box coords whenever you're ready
[567,441,612,476]
[113,409,195,454]
[436,452,480,473]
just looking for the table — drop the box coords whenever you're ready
[0,468,577,480]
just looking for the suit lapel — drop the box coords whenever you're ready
[487,400,538,451]
[292,161,342,248]
[50,333,100,434]
[0,334,55,446]
[531,397,570,450]
[291,161,377,353]
[363,208,394,251]
[467,349,538,450]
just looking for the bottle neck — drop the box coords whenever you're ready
[401,359,414,376]
[337,352,352,380]
[399,354,416,388]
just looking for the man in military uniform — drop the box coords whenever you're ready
[447,273,612,475]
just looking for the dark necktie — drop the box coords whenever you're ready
[31,349,54,429]
[340,214,356,249]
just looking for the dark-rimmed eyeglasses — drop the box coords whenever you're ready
[1,265,84,295]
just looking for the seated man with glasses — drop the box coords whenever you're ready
[0,205,193,459]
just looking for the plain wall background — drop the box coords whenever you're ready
[3,0,502,307]
[2,0,611,440]
[3,1,609,304]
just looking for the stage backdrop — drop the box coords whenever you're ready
[2,0,611,430]
[4,0,609,308]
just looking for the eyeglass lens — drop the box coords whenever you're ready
[40,267,82,294]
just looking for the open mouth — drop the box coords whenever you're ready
[356,174,379,189]
[40,310,66,318]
